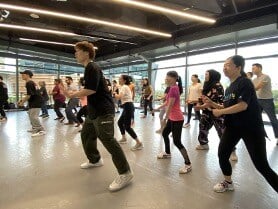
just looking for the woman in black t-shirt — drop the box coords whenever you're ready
[205,55,278,193]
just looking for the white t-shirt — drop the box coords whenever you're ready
[188,83,202,102]
[120,85,133,104]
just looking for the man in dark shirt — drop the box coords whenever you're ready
[65,41,133,192]
[0,75,8,122]
[18,70,45,137]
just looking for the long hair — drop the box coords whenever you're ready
[202,69,221,95]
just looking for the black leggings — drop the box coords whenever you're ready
[186,103,200,123]
[143,96,153,116]
[162,119,191,165]
[54,100,65,118]
[0,101,6,118]
[118,102,137,139]
[218,126,278,192]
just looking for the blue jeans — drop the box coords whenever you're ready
[65,98,79,123]
[41,100,48,115]
[258,99,278,138]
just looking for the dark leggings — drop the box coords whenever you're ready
[186,103,200,123]
[143,96,153,116]
[218,126,278,192]
[118,102,137,139]
[54,100,65,118]
[162,119,191,165]
[0,101,6,118]
[77,105,88,124]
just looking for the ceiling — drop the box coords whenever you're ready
[0,0,277,62]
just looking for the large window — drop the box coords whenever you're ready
[188,49,235,65]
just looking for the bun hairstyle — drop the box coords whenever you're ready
[229,55,246,77]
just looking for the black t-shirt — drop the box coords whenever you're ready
[84,62,114,119]
[223,76,263,128]
[26,80,43,108]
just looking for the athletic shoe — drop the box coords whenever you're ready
[157,152,171,159]
[213,180,234,193]
[179,164,192,174]
[183,123,190,128]
[60,116,65,122]
[31,130,46,137]
[109,171,133,192]
[80,158,104,169]
[118,137,127,144]
[131,142,143,151]
[0,117,7,122]
[195,144,209,150]
[155,129,162,134]
[42,114,49,118]
[229,151,238,161]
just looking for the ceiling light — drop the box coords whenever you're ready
[0,23,76,36]
[116,0,216,24]
[0,3,172,38]
[19,38,98,49]
[30,13,40,18]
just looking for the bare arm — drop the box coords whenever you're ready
[254,81,266,91]
[66,89,95,98]
[212,101,248,117]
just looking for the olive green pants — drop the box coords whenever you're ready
[81,114,131,174]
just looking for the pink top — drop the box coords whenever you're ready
[166,85,184,121]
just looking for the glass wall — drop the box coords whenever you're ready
[0,56,83,105]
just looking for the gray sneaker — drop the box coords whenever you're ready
[118,137,127,144]
[31,130,46,137]
[213,180,234,193]
[80,158,104,169]
[131,142,143,151]
[109,171,134,192]
[196,144,209,150]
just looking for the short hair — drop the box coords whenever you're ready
[65,76,73,81]
[0,75,3,80]
[75,41,96,59]
[252,63,262,70]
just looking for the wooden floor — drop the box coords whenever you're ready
[0,109,277,209]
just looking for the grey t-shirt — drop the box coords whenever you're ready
[252,74,273,99]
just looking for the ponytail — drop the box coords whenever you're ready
[177,76,183,95]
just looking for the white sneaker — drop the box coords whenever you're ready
[118,137,127,144]
[229,151,238,161]
[213,180,234,193]
[80,158,104,169]
[196,144,209,150]
[155,129,162,134]
[183,123,190,128]
[109,171,133,192]
[0,117,7,122]
[157,152,171,159]
[179,164,192,174]
[131,142,143,151]
[31,130,46,137]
